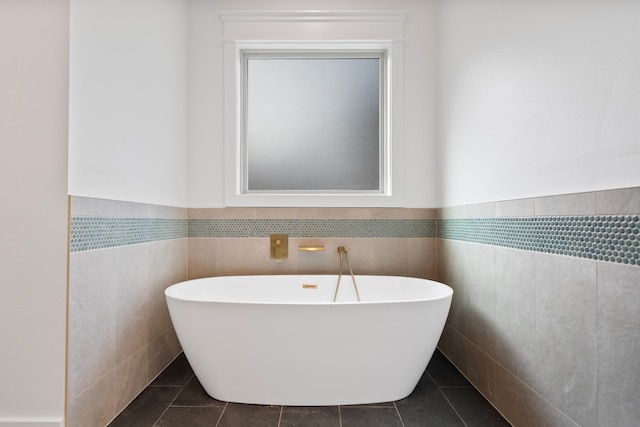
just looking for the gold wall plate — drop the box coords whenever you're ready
[270,234,288,262]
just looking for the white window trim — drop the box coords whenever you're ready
[222,11,406,207]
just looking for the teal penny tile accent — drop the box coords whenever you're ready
[438,215,640,266]
[188,218,437,239]
[71,217,188,252]
[70,217,436,252]
[70,213,640,266]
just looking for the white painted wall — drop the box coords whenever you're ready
[67,0,439,208]
[69,0,189,207]
[187,0,439,207]
[68,0,640,209]
[438,0,640,207]
[0,0,69,424]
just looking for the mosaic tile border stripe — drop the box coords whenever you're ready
[70,217,188,252]
[70,215,640,266]
[70,217,437,252]
[438,215,640,266]
[188,218,437,239]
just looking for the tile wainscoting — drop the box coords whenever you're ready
[68,201,438,426]
[67,197,188,427]
[68,187,639,426]
[436,187,640,427]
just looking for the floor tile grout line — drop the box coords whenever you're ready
[439,385,475,389]
[393,401,407,427]
[214,402,228,427]
[150,384,188,388]
[427,371,469,427]
[277,405,284,427]
[151,373,195,427]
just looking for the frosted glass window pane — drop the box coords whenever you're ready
[245,57,382,192]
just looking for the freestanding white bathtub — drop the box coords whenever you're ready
[165,275,453,406]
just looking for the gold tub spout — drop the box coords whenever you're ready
[298,245,325,253]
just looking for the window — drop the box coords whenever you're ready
[221,11,406,207]
[241,49,387,194]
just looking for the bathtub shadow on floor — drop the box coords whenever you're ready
[108,349,511,427]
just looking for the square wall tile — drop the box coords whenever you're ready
[596,262,640,426]
[534,192,596,216]
[533,253,597,427]
[595,186,640,215]
[493,247,536,379]
[68,250,118,401]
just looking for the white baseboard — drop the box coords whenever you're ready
[0,419,64,427]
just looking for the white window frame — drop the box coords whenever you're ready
[222,11,405,207]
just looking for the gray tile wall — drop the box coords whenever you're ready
[67,197,187,427]
[68,187,639,427]
[437,187,640,427]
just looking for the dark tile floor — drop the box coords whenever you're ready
[108,350,511,426]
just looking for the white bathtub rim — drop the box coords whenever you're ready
[165,274,453,305]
